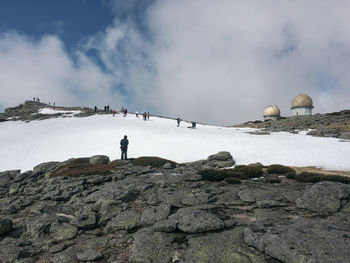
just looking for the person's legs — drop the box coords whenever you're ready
[125,151,127,160]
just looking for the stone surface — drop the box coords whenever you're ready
[185,227,264,263]
[49,222,79,241]
[296,181,350,214]
[244,218,350,263]
[90,155,110,165]
[76,249,103,261]
[0,218,13,236]
[0,151,349,262]
[105,210,141,231]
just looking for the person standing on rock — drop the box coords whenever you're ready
[120,135,129,160]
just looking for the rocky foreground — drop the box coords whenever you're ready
[0,152,350,263]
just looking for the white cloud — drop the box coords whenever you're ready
[0,31,126,109]
[140,0,350,124]
[1,1,350,124]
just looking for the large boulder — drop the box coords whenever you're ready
[206,151,235,168]
[296,181,350,215]
[90,155,110,165]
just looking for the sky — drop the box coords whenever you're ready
[0,0,350,125]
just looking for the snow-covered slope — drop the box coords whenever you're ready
[0,111,349,172]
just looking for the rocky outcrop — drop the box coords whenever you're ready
[0,153,349,262]
[0,101,97,122]
[237,109,350,139]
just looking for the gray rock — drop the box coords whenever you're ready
[49,243,69,254]
[130,228,179,263]
[33,161,59,175]
[244,218,350,263]
[296,181,350,214]
[105,210,140,231]
[207,151,233,162]
[237,189,256,203]
[185,227,264,263]
[90,155,110,165]
[176,209,225,233]
[76,249,103,261]
[0,218,13,235]
[140,204,171,226]
[156,207,225,234]
[25,213,53,237]
[52,247,77,263]
[163,162,173,169]
[70,205,97,229]
[49,222,79,241]
[207,151,235,168]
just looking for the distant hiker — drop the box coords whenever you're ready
[94,106,97,112]
[33,97,35,101]
[136,111,139,118]
[147,112,150,121]
[121,107,124,114]
[107,105,110,111]
[112,110,116,117]
[143,112,147,121]
[104,106,106,111]
[120,135,129,160]
[177,117,181,127]
[124,108,128,117]
[189,121,196,129]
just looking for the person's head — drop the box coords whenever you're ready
[124,135,127,139]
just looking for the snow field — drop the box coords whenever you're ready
[0,113,349,172]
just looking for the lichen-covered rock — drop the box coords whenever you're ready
[76,249,103,261]
[140,204,171,226]
[105,210,140,231]
[90,155,110,165]
[185,227,264,263]
[130,228,179,263]
[52,247,77,263]
[49,222,79,241]
[296,181,350,214]
[155,208,225,234]
[244,218,350,263]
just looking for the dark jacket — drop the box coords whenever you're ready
[120,138,129,151]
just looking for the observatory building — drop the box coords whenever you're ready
[263,105,281,120]
[291,94,313,116]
